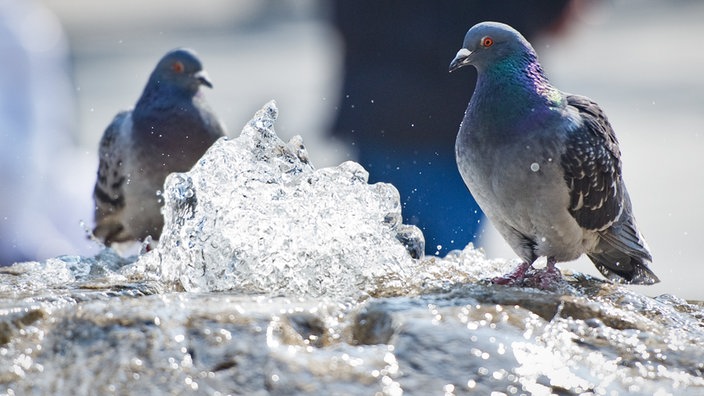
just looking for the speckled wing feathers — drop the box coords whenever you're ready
[561,95,623,231]
[92,111,130,244]
[562,95,656,283]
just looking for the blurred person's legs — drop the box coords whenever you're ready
[359,146,481,255]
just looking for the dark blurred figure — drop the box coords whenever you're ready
[331,1,573,255]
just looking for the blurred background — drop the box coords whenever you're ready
[1,0,702,299]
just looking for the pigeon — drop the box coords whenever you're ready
[93,48,226,247]
[449,21,658,286]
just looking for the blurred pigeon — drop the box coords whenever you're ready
[449,22,658,286]
[93,48,225,246]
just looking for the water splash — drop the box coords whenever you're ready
[133,101,425,298]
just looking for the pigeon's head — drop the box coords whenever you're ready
[449,22,535,73]
[151,48,213,93]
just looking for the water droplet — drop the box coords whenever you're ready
[530,162,540,172]
[443,384,455,394]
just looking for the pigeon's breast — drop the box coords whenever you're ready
[456,116,593,262]
[495,151,590,261]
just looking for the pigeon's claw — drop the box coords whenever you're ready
[491,262,531,285]
[525,258,563,290]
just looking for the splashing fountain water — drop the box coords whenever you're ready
[133,101,425,297]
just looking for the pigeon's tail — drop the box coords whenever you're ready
[587,222,659,285]
[587,249,659,285]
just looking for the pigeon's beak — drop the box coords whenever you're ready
[449,48,472,72]
[195,70,213,88]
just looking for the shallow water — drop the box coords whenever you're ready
[1,103,703,395]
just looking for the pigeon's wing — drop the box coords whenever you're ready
[92,111,131,244]
[562,95,657,284]
[561,94,623,231]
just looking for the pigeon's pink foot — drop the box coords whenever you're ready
[491,262,531,285]
[525,257,563,290]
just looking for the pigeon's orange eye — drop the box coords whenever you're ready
[481,36,494,48]
[172,61,184,73]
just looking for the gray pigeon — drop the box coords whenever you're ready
[449,22,658,286]
[93,48,225,246]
